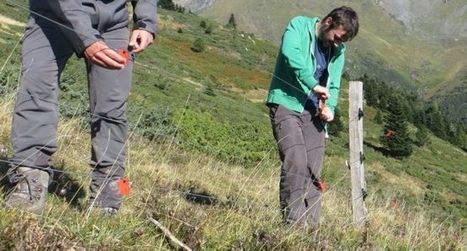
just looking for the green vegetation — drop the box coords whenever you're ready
[328,107,344,137]
[191,38,205,52]
[158,0,186,13]
[199,20,207,28]
[362,74,467,150]
[380,95,413,158]
[415,126,430,147]
[0,3,465,249]
[203,0,467,126]
[227,13,237,30]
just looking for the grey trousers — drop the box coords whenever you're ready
[9,14,132,181]
[269,104,325,227]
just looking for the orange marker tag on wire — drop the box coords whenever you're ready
[118,178,131,196]
[117,48,129,66]
[318,180,327,192]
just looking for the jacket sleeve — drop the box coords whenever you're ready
[280,16,318,90]
[327,54,345,115]
[131,0,157,36]
[48,0,101,55]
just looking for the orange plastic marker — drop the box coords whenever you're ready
[118,178,131,196]
[318,180,327,192]
[117,48,129,66]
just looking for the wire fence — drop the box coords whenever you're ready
[0,0,361,242]
[1,4,464,251]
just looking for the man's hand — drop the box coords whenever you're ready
[129,29,154,53]
[312,85,330,100]
[319,105,334,122]
[84,41,126,69]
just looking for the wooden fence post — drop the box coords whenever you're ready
[349,81,367,227]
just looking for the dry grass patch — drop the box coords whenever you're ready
[0,95,465,249]
[0,14,25,27]
[0,213,83,250]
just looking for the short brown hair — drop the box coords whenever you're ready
[322,6,359,42]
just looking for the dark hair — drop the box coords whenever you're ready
[322,6,359,41]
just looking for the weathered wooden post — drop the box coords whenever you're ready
[349,81,367,227]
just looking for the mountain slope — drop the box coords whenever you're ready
[377,0,467,43]
[184,0,467,43]
[197,0,467,124]
[0,3,465,249]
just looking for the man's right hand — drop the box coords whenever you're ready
[84,41,126,69]
[312,85,330,100]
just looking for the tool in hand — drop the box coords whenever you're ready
[117,48,129,66]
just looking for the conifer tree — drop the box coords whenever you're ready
[380,95,413,157]
[200,20,207,28]
[374,110,383,124]
[227,13,237,29]
[158,0,176,10]
[425,103,447,138]
[377,82,390,111]
[415,126,430,147]
[363,75,378,106]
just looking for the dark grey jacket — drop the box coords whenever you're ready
[30,0,157,55]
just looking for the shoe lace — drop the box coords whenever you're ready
[11,173,38,201]
[25,177,34,201]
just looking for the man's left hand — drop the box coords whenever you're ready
[129,29,154,53]
[319,106,334,122]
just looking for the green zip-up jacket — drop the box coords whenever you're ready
[267,16,346,115]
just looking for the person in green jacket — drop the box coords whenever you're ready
[267,6,359,228]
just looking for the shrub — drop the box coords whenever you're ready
[191,38,205,53]
[176,109,274,165]
[199,20,207,28]
[205,24,214,35]
[129,105,177,142]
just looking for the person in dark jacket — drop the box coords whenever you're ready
[267,6,358,228]
[5,0,157,216]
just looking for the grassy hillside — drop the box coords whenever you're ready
[202,0,467,124]
[0,3,466,249]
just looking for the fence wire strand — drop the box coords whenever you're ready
[0,0,360,240]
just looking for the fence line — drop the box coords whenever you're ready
[0,1,361,234]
